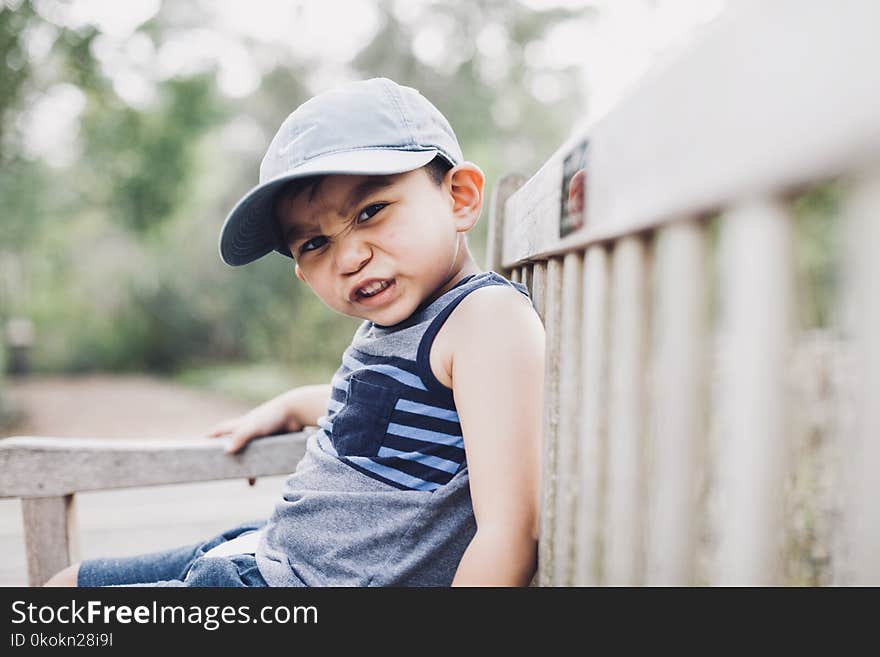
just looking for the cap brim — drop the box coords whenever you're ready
[219,148,440,266]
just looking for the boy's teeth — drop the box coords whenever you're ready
[359,280,390,297]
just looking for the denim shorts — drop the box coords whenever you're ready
[77,520,269,587]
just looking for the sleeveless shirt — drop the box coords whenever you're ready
[255,271,532,586]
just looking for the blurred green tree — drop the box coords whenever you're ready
[1,0,591,388]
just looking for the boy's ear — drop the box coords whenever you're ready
[295,263,306,282]
[445,162,484,233]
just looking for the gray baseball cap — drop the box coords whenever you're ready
[219,77,463,266]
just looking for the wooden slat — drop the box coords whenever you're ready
[502,3,880,268]
[573,245,611,585]
[520,265,532,296]
[645,219,709,585]
[551,251,584,585]
[487,173,526,272]
[22,495,78,586]
[537,257,563,586]
[836,166,880,584]
[713,198,794,585]
[603,236,651,585]
[531,262,548,323]
[510,267,520,283]
[0,432,309,498]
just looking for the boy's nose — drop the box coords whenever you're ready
[337,235,372,275]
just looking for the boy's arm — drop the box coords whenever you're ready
[208,383,332,453]
[287,383,334,428]
[446,286,545,586]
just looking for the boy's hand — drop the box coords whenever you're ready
[207,394,301,454]
[207,384,332,454]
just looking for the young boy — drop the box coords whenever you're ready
[46,77,544,587]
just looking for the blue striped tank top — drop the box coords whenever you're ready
[315,271,531,491]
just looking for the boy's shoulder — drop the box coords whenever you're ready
[447,282,542,346]
[429,279,544,389]
[453,279,535,321]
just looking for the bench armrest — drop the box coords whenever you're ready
[0,431,310,499]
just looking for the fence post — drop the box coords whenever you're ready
[835,167,880,584]
[486,174,526,275]
[714,198,794,585]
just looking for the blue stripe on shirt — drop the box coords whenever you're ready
[386,422,464,448]
[382,434,465,463]
[345,456,441,491]
[342,352,428,391]
[377,446,460,474]
[347,349,420,375]
[394,398,459,422]
[389,409,461,436]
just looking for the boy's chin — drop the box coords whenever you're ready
[350,300,416,327]
[356,308,409,327]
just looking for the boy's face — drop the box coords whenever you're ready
[277,165,482,327]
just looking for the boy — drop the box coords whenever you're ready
[46,77,544,587]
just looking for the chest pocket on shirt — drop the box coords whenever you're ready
[332,374,398,457]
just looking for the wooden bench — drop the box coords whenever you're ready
[486,1,880,585]
[2,1,878,587]
[0,433,307,586]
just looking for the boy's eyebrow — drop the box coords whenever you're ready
[281,175,396,244]
[282,220,315,245]
[342,175,395,215]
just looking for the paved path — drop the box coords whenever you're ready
[0,375,289,586]
[3,375,256,439]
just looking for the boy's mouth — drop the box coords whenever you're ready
[350,278,396,304]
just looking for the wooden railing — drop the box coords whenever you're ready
[488,1,880,585]
[0,433,308,586]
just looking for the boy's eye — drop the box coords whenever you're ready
[295,203,385,255]
[299,236,328,254]
[356,203,386,223]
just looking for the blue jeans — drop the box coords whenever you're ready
[77,520,269,587]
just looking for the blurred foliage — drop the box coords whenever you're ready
[0,0,586,389]
[79,74,225,234]
[177,361,337,405]
[791,183,840,330]
[0,1,33,162]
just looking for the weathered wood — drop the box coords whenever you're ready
[22,495,78,586]
[645,219,709,585]
[835,165,880,584]
[502,3,880,268]
[537,257,562,586]
[510,267,520,283]
[713,198,794,585]
[531,262,548,323]
[491,0,880,588]
[551,251,584,585]
[573,246,611,585]
[0,432,309,499]
[502,129,586,268]
[520,265,532,296]
[603,236,651,585]
[487,173,526,272]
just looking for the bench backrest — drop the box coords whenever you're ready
[489,0,880,585]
